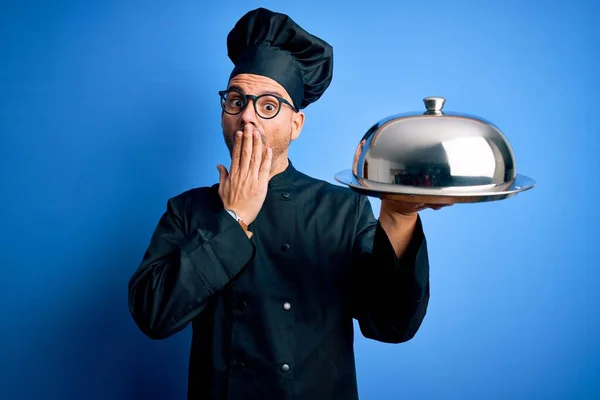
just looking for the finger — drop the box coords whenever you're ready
[251,130,263,178]
[230,131,243,176]
[239,126,253,176]
[217,164,229,184]
[217,164,228,198]
[259,147,272,182]
[426,204,448,210]
[412,204,426,213]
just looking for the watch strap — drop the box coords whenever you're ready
[225,209,253,239]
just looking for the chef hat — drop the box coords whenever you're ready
[226,7,334,110]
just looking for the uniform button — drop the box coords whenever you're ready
[280,364,290,373]
[283,302,291,311]
[236,300,247,310]
[282,192,291,199]
[281,243,290,252]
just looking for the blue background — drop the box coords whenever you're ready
[1,0,598,399]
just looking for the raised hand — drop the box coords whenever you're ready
[217,126,273,225]
[380,197,451,216]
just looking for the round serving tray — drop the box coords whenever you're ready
[334,169,536,204]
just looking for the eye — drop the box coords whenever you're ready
[227,97,244,108]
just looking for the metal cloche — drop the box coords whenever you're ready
[335,97,535,204]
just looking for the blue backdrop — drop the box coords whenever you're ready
[1,0,598,399]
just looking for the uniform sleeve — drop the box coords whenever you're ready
[349,194,430,343]
[128,196,255,340]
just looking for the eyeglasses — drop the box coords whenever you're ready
[219,89,298,119]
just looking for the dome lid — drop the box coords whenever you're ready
[335,97,535,204]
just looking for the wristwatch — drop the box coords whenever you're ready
[225,209,253,239]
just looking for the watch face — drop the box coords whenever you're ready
[226,209,239,221]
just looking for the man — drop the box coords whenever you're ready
[129,7,442,400]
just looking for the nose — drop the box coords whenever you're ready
[239,98,259,125]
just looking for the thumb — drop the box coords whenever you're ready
[217,164,228,184]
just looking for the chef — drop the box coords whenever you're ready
[128,7,444,400]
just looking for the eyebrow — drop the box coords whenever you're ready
[228,85,285,99]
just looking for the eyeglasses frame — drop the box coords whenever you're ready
[218,88,299,119]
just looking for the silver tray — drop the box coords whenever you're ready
[334,169,536,204]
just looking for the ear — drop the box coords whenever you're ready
[290,111,305,141]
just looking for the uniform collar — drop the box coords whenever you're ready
[268,159,299,188]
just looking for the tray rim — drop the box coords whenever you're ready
[333,169,536,203]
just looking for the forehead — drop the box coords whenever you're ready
[227,74,290,100]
